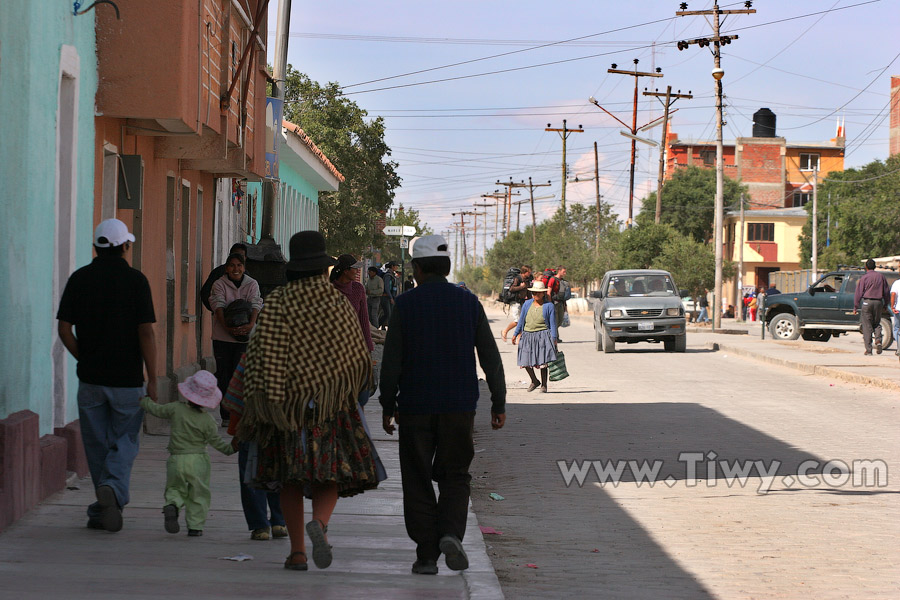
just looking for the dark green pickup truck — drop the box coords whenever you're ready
[763,269,898,348]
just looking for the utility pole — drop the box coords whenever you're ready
[473,202,495,264]
[512,200,530,232]
[738,194,745,321]
[594,143,601,252]
[452,211,475,267]
[480,192,506,243]
[589,59,663,227]
[812,166,818,275]
[519,178,552,245]
[496,180,528,238]
[544,120,583,212]
[677,0,756,330]
[642,85,692,223]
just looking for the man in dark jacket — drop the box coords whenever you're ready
[853,259,891,355]
[380,235,506,576]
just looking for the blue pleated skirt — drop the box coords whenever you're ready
[517,328,557,368]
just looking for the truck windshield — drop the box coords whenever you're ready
[608,275,676,297]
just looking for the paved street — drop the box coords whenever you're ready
[471,305,900,599]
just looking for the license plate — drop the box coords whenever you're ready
[638,322,654,331]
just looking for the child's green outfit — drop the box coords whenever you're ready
[140,398,234,531]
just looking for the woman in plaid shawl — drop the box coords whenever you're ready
[236,231,383,571]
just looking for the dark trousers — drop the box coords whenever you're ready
[398,411,475,561]
[213,340,247,421]
[860,298,884,352]
[379,295,393,328]
[238,443,285,530]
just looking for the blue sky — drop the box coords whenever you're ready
[268,0,899,251]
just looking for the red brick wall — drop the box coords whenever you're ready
[739,141,783,183]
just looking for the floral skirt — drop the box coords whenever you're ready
[248,402,385,498]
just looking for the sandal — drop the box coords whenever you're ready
[284,551,308,571]
[305,519,333,569]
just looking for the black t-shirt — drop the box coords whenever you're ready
[56,256,156,387]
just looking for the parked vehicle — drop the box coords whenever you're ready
[590,269,687,353]
[762,268,898,347]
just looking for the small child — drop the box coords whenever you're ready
[140,370,235,537]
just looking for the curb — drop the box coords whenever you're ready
[708,341,900,392]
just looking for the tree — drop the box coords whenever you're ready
[282,67,401,255]
[380,204,433,265]
[799,155,900,268]
[484,230,534,283]
[653,233,734,299]
[638,166,747,243]
[617,222,677,269]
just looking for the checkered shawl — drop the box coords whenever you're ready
[237,274,372,443]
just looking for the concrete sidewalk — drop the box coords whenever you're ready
[684,319,900,392]
[0,411,503,600]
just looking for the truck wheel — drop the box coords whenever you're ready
[674,334,686,352]
[769,314,801,340]
[595,327,602,352]
[801,330,832,342]
[602,326,616,354]
[880,317,894,350]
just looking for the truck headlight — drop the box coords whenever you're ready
[607,309,624,318]
[666,307,681,316]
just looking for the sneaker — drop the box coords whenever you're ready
[271,525,288,539]
[96,485,123,532]
[251,527,271,540]
[876,341,883,354]
[411,559,438,575]
[163,504,180,534]
[187,529,203,537]
[439,535,469,571]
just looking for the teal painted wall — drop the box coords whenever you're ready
[245,159,322,246]
[0,1,98,433]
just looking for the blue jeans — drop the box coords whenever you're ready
[238,443,284,530]
[77,383,144,516]
[698,307,709,322]
[893,313,900,349]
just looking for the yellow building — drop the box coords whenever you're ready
[723,207,807,307]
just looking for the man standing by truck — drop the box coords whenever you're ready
[853,259,891,355]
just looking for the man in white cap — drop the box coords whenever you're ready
[380,234,506,575]
[57,218,157,532]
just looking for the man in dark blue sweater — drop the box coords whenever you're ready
[380,234,506,576]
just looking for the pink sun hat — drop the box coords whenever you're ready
[177,370,223,408]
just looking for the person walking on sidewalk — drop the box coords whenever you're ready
[511,280,558,393]
[140,371,235,537]
[500,265,532,342]
[697,291,710,323]
[331,254,374,354]
[56,218,157,532]
[853,259,891,355]
[380,234,507,576]
[891,276,900,357]
[238,231,384,571]
[366,266,384,328]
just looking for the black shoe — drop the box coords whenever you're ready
[86,519,105,530]
[96,485,123,532]
[187,529,203,537]
[411,559,438,575]
[439,535,469,571]
[163,504,180,534]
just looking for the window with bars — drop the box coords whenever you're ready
[799,153,819,171]
[747,222,774,242]
[792,192,811,207]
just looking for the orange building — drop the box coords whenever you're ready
[666,108,845,209]
[93,0,269,411]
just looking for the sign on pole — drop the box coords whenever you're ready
[383,225,417,236]
[400,237,409,249]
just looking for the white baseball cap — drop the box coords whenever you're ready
[94,218,136,248]
[411,235,450,259]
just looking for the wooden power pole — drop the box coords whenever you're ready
[544,120,583,212]
[642,85,692,223]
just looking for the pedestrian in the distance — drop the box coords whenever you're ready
[853,258,891,355]
[697,291,710,323]
[404,274,415,293]
[199,242,248,311]
[748,290,759,322]
[365,266,384,328]
[379,261,400,329]
[56,218,157,533]
[140,371,235,537]
[331,254,374,354]
[890,275,900,357]
[500,265,532,342]
[512,280,558,393]
[380,234,506,576]
[210,253,262,426]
